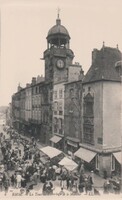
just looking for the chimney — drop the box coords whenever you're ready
[92,49,98,64]
[26,83,31,88]
[17,83,22,92]
[79,68,84,81]
[31,77,36,85]
[36,75,45,83]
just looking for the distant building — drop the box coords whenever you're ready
[12,88,21,130]
[5,103,12,127]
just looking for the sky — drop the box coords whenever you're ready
[0,0,122,106]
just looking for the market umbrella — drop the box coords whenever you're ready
[58,157,78,171]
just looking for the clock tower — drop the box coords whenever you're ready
[44,14,74,83]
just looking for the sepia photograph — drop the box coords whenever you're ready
[0,0,122,198]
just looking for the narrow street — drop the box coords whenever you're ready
[0,124,121,197]
[0,124,71,195]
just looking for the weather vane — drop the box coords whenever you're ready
[57,7,61,19]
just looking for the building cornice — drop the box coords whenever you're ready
[79,143,121,154]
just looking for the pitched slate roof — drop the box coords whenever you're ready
[83,47,122,83]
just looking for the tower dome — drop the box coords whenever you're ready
[47,19,70,37]
[46,15,70,47]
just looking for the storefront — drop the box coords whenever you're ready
[74,147,97,171]
[49,135,63,151]
[113,151,121,176]
[66,137,80,156]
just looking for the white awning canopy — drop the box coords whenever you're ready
[74,147,96,163]
[39,146,62,158]
[58,157,78,171]
[50,135,62,143]
[113,152,121,163]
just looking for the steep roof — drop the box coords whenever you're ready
[83,47,122,83]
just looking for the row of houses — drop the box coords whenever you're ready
[11,15,122,177]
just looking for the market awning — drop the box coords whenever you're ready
[74,147,96,163]
[39,146,62,159]
[113,152,121,163]
[58,157,78,171]
[50,135,62,143]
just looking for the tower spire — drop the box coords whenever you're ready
[57,7,60,19]
[56,7,61,25]
[103,41,105,48]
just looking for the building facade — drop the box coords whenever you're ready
[50,82,65,150]
[47,16,83,150]
[12,86,21,131]
[74,46,122,177]
[5,103,12,127]
[64,80,83,156]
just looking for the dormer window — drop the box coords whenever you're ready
[115,60,122,76]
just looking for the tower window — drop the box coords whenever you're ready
[54,117,58,133]
[84,102,94,115]
[84,93,94,116]
[88,87,91,92]
[97,137,103,144]
[83,93,94,145]
[70,88,74,98]
[54,91,58,99]
[59,89,63,99]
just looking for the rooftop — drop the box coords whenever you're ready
[83,46,122,83]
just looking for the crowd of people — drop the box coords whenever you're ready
[0,126,97,196]
[103,178,121,194]
[0,125,121,196]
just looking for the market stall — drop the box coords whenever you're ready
[58,157,78,171]
[39,146,64,165]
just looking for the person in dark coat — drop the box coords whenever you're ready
[21,174,27,188]
[11,174,15,187]
[87,175,93,195]
[103,179,110,194]
[84,177,88,195]
[58,187,65,195]
[42,180,54,195]
[40,170,47,183]
[3,179,10,195]
[19,149,21,157]
[66,173,70,190]
[0,174,3,191]
[29,152,32,160]
[113,181,121,194]
[78,173,85,193]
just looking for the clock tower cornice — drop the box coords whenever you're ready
[44,47,74,59]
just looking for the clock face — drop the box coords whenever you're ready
[56,59,64,69]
